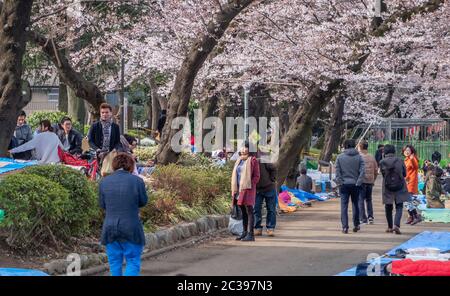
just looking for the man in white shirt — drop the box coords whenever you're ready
[9,120,64,164]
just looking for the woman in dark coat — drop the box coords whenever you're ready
[379,145,410,235]
[99,153,148,276]
[231,145,260,241]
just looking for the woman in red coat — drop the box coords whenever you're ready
[231,145,260,241]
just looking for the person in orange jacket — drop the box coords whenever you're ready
[403,145,421,225]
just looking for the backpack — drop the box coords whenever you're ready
[431,151,441,164]
[384,159,404,192]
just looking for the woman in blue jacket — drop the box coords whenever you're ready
[99,153,148,276]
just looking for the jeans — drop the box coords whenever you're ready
[254,189,277,230]
[385,203,403,229]
[339,184,360,229]
[358,184,374,222]
[240,205,255,235]
[106,241,144,276]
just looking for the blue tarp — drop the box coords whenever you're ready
[280,185,327,202]
[336,258,400,276]
[0,158,37,175]
[0,268,48,276]
[386,231,450,255]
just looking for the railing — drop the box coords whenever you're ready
[23,101,59,114]
[369,140,450,166]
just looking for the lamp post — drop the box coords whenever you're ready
[244,85,250,141]
[119,48,125,133]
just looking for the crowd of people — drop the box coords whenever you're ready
[7,103,156,178]
[336,139,449,235]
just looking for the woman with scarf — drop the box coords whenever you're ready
[231,145,260,242]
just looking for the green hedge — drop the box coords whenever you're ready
[27,111,83,134]
[22,165,99,237]
[0,174,72,249]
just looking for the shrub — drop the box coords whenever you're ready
[134,146,158,162]
[27,110,82,133]
[22,165,99,237]
[176,152,215,168]
[147,163,232,221]
[0,174,72,250]
[141,189,180,225]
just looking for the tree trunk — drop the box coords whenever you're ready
[276,79,343,189]
[149,76,161,131]
[320,94,345,162]
[201,93,219,156]
[0,0,34,156]
[146,90,152,129]
[27,31,105,120]
[58,81,68,113]
[68,87,86,131]
[156,0,254,164]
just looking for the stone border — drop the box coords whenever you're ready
[43,214,230,276]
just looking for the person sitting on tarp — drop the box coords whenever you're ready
[11,110,33,160]
[8,120,63,164]
[54,117,83,156]
[426,166,448,209]
[297,167,313,193]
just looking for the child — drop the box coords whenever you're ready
[426,166,447,209]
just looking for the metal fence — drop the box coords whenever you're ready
[23,101,59,114]
[368,140,449,166]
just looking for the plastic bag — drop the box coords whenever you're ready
[228,217,243,235]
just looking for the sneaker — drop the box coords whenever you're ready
[342,228,349,234]
[360,220,368,225]
[266,229,275,237]
[386,228,393,233]
[368,218,374,225]
[254,229,263,236]
[353,226,361,233]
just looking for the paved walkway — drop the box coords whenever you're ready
[115,180,450,275]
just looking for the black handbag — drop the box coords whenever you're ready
[230,200,243,220]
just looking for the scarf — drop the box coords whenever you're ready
[101,120,112,151]
[231,157,253,193]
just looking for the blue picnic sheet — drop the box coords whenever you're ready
[386,231,450,255]
[0,157,37,175]
[336,257,399,276]
[280,185,327,202]
[0,268,48,276]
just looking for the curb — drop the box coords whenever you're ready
[79,228,229,276]
[44,214,230,276]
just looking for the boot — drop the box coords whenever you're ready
[405,215,414,225]
[236,231,247,241]
[241,232,255,241]
[411,213,422,225]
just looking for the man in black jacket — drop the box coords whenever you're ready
[254,150,278,237]
[55,116,83,155]
[88,103,121,154]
